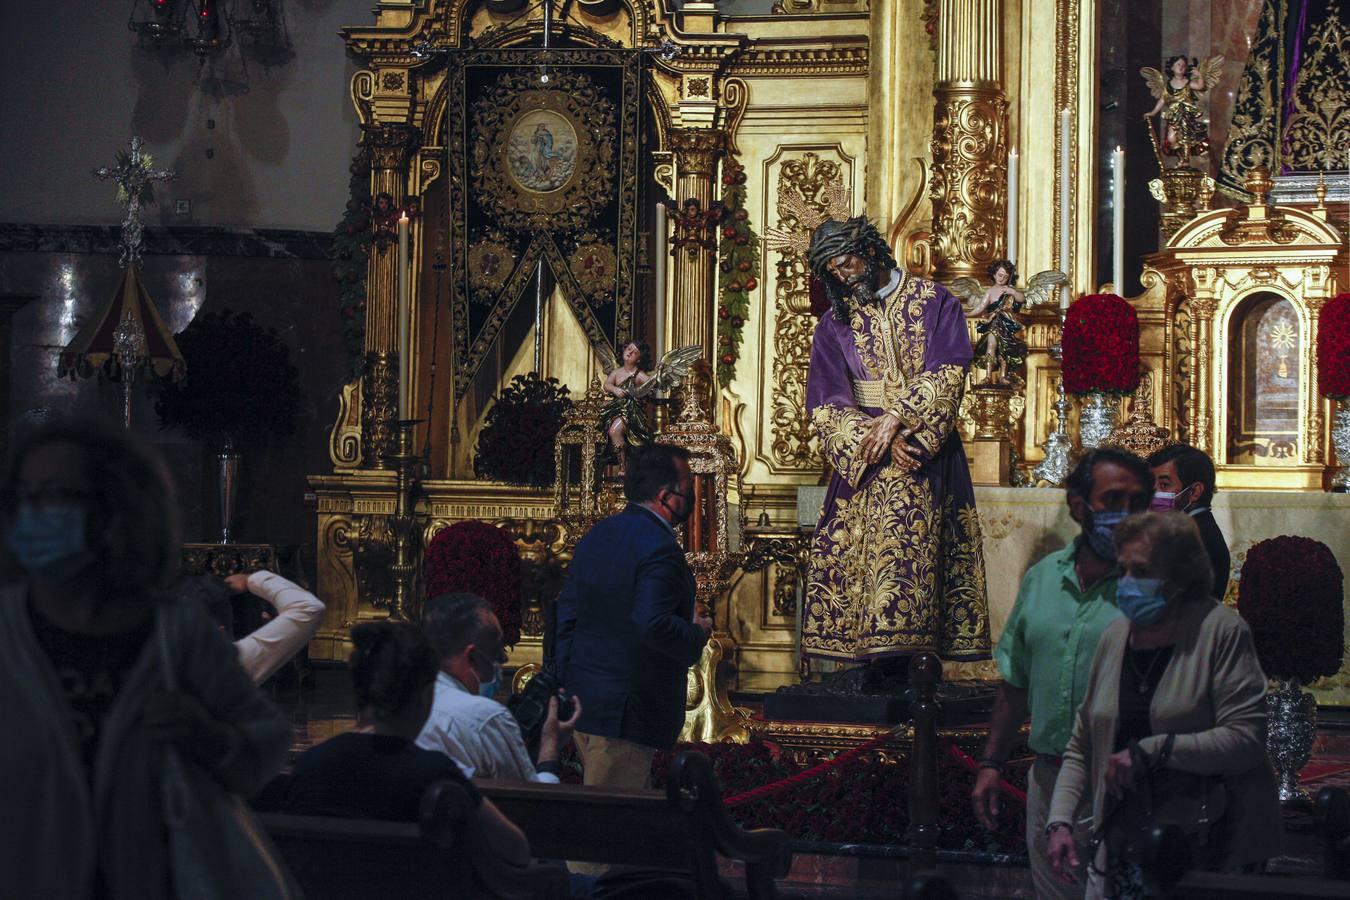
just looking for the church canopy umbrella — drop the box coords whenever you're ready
[58,265,184,383]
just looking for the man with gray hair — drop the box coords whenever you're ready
[801,216,990,675]
[416,592,581,783]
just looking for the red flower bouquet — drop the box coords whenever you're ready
[1061,294,1141,395]
[424,520,523,647]
[1238,535,1344,682]
[1318,292,1350,400]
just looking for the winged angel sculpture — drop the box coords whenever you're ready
[949,260,1066,385]
[592,341,703,468]
[1141,55,1224,163]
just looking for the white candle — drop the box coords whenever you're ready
[1059,108,1071,309]
[1112,146,1125,294]
[1006,149,1019,265]
[653,201,667,365]
[397,212,410,421]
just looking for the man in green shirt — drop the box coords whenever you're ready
[971,448,1152,898]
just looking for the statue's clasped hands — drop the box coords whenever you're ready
[861,413,924,473]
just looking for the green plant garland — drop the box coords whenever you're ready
[715,157,760,389]
[331,149,372,381]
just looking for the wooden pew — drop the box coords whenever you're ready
[1315,786,1350,880]
[1141,807,1350,900]
[477,751,793,899]
[259,779,569,899]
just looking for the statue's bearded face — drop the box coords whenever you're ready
[826,252,879,305]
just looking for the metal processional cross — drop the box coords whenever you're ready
[91,137,176,425]
[93,136,176,268]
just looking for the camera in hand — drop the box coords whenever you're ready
[507,664,575,746]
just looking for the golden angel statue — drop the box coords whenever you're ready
[593,341,703,468]
[1142,55,1224,163]
[950,260,1065,385]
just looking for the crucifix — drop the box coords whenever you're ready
[93,136,176,268]
[91,137,176,425]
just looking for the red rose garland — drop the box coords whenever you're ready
[424,520,523,647]
[1061,293,1141,395]
[1237,535,1344,683]
[715,158,760,388]
[1318,292,1350,399]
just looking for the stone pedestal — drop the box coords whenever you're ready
[968,382,1015,486]
[969,439,1011,487]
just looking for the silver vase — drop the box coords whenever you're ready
[1265,678,1317,807]
[1332,400,1350,492]
[217,439,241,544]
[1078,392,1119,450]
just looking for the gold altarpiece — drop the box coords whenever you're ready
[309,0,1346,706]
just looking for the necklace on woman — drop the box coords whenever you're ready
[1128,647,1166,694]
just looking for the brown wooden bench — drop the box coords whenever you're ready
[477,751,793,899]
[258,779,569,899]
[1140,788,1350,900]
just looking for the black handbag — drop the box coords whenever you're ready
[1089,735,1228,875]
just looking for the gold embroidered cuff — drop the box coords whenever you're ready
[851,379,887,408]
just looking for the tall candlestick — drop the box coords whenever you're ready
[1059,108,1071,309]
[1112,146,1126,294]
[397,212,410,421]
[1006,149,1019,265]
[654,201,667,365]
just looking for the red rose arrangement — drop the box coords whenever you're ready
[424,520,523,647]
[1317,292,1350,400]
[1061,293,1141,395]
[715,157,760,388]
[1237,535,1344,683]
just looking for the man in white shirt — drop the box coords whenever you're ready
[417,592,581,783]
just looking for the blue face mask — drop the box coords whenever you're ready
[1085,508,1129,561]
[477,661,502,700]
[4,504,95,582]
[1116,575,1169,625]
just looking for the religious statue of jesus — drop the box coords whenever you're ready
[802,216,991,667]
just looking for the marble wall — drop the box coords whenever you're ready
[0,227,347,579]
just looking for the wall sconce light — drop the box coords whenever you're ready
[128,0,185,44]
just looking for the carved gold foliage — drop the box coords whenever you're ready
[361,352,397,469]
[768,152,848,470]
[330,379,363,469]
[929,90,1007,279]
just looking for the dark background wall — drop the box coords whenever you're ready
[0,0,370,576]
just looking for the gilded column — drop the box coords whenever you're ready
[1187,296,1217,458]
[361,123,419,469]
[1306,294,1326,465]
[668,128,725,361]
[930,0,1008,282]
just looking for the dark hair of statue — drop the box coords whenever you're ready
[806,217,900,323]
[1147,442,1217,507]
[625,340,653,372]
[1064,447,1154,505]
[1165,55,1190,75]
[986,259,1018,287]
[2,416,181,594]
[349,621,440,719]
[422,592,495,661]
[624,443,691,505]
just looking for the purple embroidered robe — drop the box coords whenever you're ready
[803,272,991,661]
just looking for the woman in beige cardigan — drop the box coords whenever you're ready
[1046,511,1279,898]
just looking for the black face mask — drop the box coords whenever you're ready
[660,489,692,527]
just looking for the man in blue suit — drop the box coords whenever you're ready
[555,444,712,789]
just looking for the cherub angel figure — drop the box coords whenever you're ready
[950,261,1066,385]
[1142,55,1224,163]
[593,341,703,469]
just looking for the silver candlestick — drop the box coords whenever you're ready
[1032,337,1074,487]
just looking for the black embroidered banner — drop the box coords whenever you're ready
[447,48,641,401]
